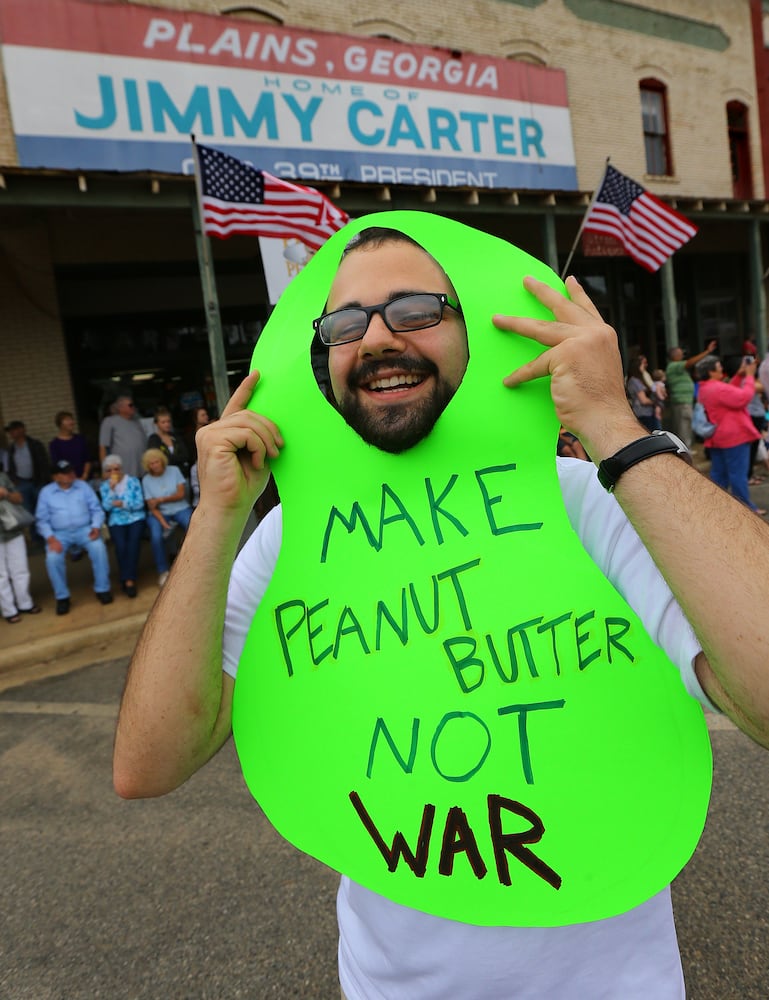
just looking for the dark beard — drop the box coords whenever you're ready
[337,357,457,453]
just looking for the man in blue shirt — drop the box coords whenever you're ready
[36,459,113,615]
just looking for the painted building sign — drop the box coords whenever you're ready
[0,0,578,189]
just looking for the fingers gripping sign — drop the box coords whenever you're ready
[197,370,285,513]
[493,276,638,458]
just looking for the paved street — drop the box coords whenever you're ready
[0,659,340,1000]
[1,657,768,999]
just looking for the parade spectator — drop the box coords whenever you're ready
[185,406,211,465]
[625,355,660,431]
[5,420,49,517]
[141,449,193,587]
[0,469,40,623]
[189,461,200,508]
[742,333,758,357]
[651,368,667,399]
[36,459,113,615]
[758,350,769,404]
[99,395,147,479]
[147,406,191,479]
[696,355,765,514]
[100,454,146,599]
[556,426,589,460]
[665,340,718,447]
[49,410,91,480]
[746,381,768,484]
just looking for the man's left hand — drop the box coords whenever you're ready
[493,275,643,461]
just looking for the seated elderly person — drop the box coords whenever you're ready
[141,448,193,587]
[100,454,147,599]
[36,459,113,615]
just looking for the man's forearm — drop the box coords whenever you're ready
[581,409,769,745]
[112,371,285,798]
[113,504,247,797]
[496,277,769,748]
[603,446,769,747]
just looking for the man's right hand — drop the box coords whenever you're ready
[196,370,284,515]
[113,371,280,799]
[48,537,63,554]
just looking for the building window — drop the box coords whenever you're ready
[639,79,672,176]
[727,101,753,199]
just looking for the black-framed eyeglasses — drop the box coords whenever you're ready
[313,292,463,347]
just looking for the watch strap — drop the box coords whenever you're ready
[597,435,682,492]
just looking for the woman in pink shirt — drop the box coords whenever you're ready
[697,354,765,514]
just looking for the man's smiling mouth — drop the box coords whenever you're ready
[366,373,426,392]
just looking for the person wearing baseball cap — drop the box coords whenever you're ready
[35,459,113,615]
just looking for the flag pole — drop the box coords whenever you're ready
[190,135,231,416]
[560,157,611,280]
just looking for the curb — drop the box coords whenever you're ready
[0,612,148,674]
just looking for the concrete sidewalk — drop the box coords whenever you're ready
[0,535,162,691]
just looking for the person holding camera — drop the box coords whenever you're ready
[696,354,766,514]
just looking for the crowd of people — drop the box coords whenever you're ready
[554,337,769,523]
[618,342,769,517]
[4,337,769,629]
[0,402,210,622]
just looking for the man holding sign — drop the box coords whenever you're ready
[114,214,769,999]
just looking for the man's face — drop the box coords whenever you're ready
[54,470,76,489]
[117,398,135,418]
[670,347,683,362]
[8,426,25,444]
[326,242,468,453]
[60,415,75,434]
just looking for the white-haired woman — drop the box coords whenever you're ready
[141,448,193,586]
[99,454,146,598]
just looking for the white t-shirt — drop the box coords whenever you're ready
[223,457,715,1000]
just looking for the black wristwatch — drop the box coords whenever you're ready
[597,431,691,492]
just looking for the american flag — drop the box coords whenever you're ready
[582,164,698,272]
[195,143,349,252]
